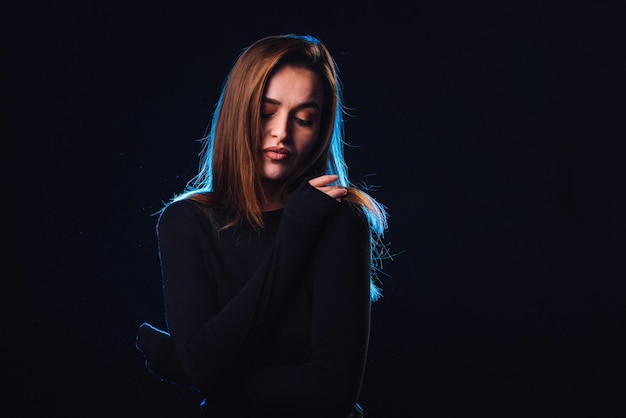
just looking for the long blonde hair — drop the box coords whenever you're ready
[174,34,390,300]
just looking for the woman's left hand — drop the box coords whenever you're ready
[309,174,347,202]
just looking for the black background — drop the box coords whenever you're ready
[4,1,625,417]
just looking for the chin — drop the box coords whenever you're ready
[261,172,290,184]
[262,167,292,182]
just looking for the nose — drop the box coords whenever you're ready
[269,114,290,143]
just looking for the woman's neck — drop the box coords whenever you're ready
[260,179,286,212]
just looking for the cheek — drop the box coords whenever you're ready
[296,132,319,157]
[261,120,271,138]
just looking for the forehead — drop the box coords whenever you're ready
[264,64,325,105]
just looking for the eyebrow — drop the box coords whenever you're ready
[262,97,321,111]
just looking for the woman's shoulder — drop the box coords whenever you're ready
[344,188,387,235]
[337,199,369,230]
[162,195,203,212]
[163,192,213,211]
[158,194,214,227]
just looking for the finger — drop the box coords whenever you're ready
[324,187,348,200]
[315,185,347,200]
[308,174,338,188]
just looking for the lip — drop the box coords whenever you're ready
[263,146,291,161]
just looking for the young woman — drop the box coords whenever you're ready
[136,34,389,418]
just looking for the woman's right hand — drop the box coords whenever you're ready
[309,175,347,202]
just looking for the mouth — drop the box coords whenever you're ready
[263,147,291,161]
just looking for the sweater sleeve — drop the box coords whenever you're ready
[137,180,341,391]
[237,201,372,418]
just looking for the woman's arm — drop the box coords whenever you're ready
[238,201,372,417]
[137,180,342,391]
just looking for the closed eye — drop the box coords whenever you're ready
[295,117,313,127]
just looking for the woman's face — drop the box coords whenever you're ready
[259,64,325,184]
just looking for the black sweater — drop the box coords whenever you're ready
[137,181,371,417]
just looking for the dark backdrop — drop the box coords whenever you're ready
[4,1,625,417]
